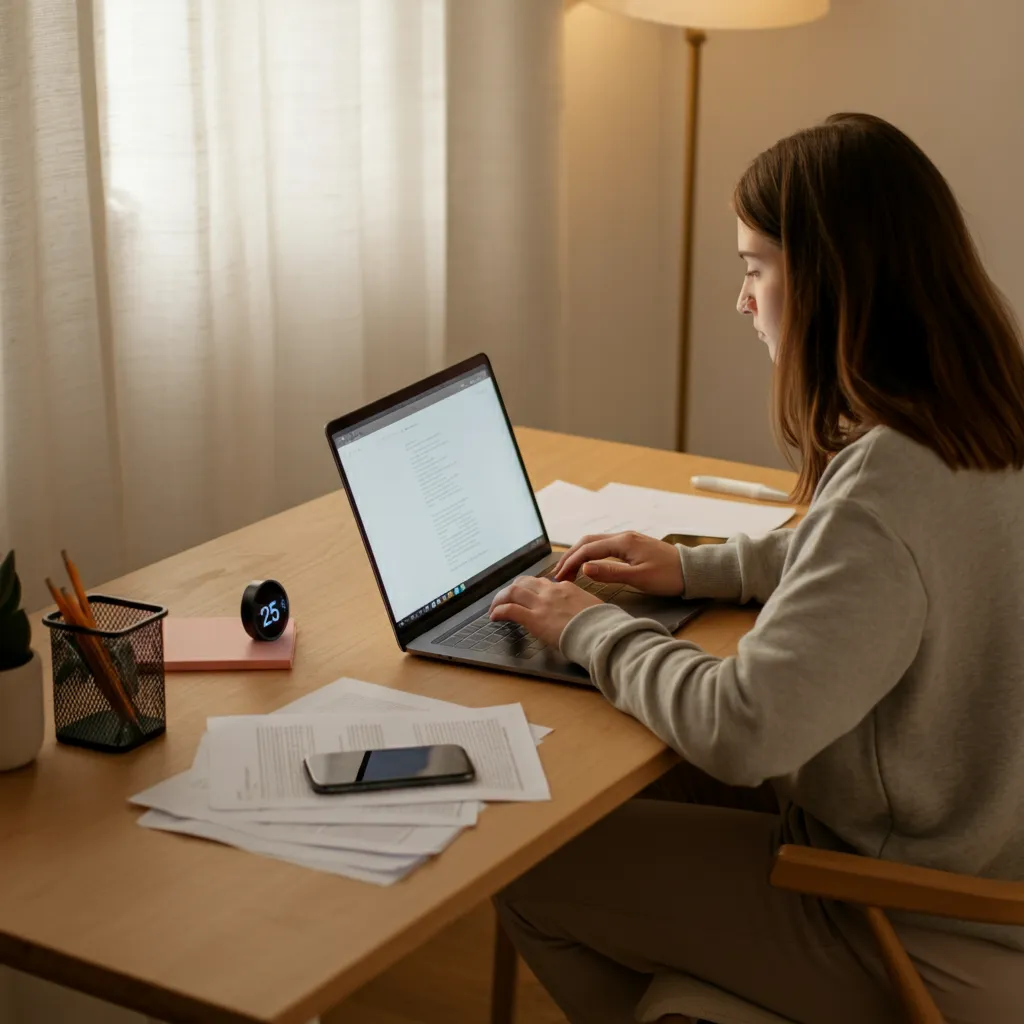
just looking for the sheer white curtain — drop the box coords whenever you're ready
[1,0,446,611]
[0,0,562,1019]
[99,0,448,574]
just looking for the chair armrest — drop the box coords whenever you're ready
[770,844,1024,926]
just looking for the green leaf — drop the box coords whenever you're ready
[0,551,15,616]
[0,608,31,671]
[0,571,22,621]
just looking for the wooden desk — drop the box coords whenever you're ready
[0,429,798,1024]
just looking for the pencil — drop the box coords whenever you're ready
[60,551,131,705]
[47,580,117,714]
[63,586,140,728]
[61,550,97,629]
[46,577,82,632]
[46,578,139,728]
[46,579,110,701]
[58,551,137,719]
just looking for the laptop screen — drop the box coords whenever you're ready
[332,365,546,628]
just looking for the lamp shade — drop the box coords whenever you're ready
[585,0,828,30]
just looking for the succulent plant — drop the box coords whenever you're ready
[0,551,32,671]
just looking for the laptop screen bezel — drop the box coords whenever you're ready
[324,352,552,650]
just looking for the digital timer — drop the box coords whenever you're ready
[240,579,290,641]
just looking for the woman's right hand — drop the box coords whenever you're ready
[552,532,684,597]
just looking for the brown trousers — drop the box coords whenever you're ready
[494,763,1023,1024]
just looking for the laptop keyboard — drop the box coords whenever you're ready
[431,574,626,658]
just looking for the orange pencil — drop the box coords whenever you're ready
[61,586,140,728]
[61,550,97,628]
[60,552,127,707]
[46,577,81,631]
[46,579,109,698]
[58,554,117,705]
[46,580,115,707]
[46,579,139,728]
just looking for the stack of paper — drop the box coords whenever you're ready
[536,480,795,548]
[130,678,552,885]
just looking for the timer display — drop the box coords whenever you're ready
[241,579,290,641]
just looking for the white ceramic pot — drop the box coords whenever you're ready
[0,650,44,771]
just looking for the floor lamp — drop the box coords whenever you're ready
[584,0,829,452]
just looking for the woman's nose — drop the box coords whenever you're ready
[737,289,755,315]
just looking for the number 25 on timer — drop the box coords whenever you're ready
[261,599,285,629]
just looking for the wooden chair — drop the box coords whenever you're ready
[491,844,1024,1024]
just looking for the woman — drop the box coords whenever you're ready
[488,113,1024,1024]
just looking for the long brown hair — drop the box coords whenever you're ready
[734,112,1024,502]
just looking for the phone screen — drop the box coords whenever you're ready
[303,744,474,794]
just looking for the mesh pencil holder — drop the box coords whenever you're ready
[42,596,168,753]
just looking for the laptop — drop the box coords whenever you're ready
[324,353,706,685]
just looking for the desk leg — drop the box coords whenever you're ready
[490,920,518,1024]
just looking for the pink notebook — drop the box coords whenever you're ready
[163,618,297,672]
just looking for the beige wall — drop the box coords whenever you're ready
[562,0,1024,470]
[560,6,684,451]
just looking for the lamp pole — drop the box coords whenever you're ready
[676,27,705,452]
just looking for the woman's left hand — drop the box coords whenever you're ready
[489,576,602,648]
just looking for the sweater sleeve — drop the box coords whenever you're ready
[678,529,795,604]
[560,499,927,787]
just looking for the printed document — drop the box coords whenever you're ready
[535,479,793,546]
[206,703,550,810]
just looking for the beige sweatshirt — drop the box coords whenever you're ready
[559,425,1024,950]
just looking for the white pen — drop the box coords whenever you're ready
[690,475,791,503]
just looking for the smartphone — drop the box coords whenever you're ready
[302,744,475,795]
